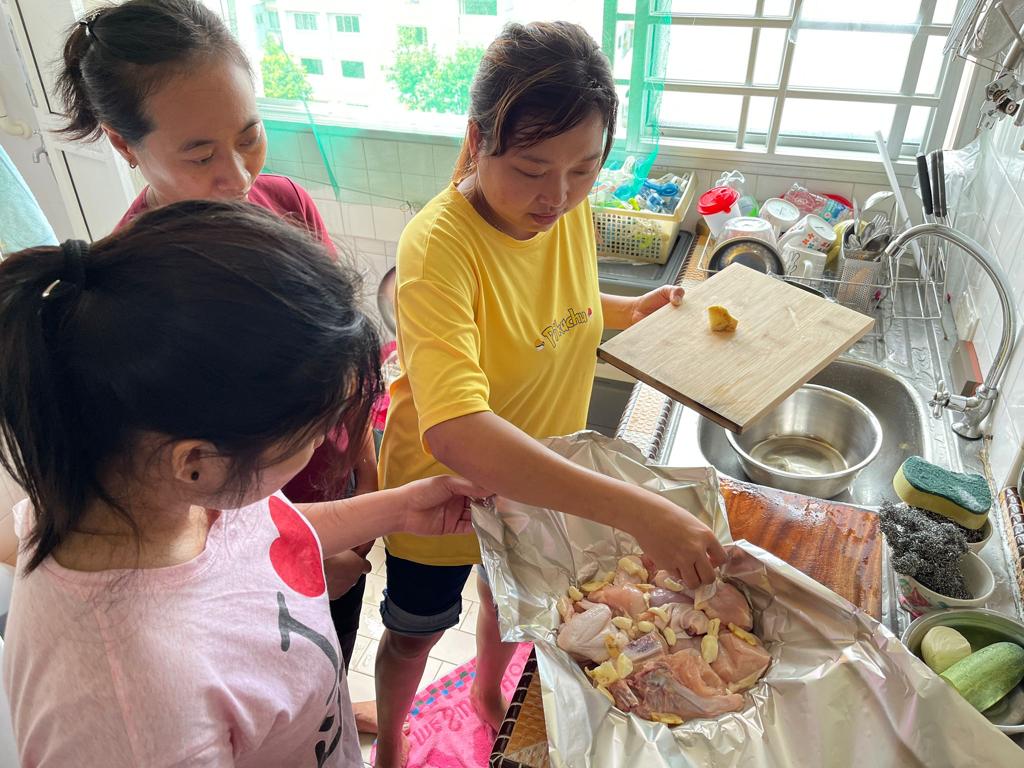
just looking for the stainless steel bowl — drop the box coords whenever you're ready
[902,608,1024,735]
[726,384,883,498]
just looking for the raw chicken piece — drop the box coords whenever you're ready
[588,584,647,618]
[711,631,771,693]
[631,656,744,721]
[645,598,709,637]
[557,604,627,664]
[664,649,730,697]
[612,570,643,587]
[665,601,710,637]
[607,679,639,712]
[665,633,702,654]
[693,580,753,630]
[648,588,692,609]
[622,630,668,665]
[573,598,601,613]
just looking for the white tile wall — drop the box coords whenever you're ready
[948,120,1024,488]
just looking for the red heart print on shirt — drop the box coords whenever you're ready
[268,496,325,597]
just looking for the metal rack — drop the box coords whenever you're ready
[691,228,950,328]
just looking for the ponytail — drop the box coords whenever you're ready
[0,201,382,573]
[0,241,108,572]
[56,20,102,140]
[56,0,250,144]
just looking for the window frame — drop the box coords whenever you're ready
[253,1,973,184]
[620,1,965,161]
[335,14,361,34]
[460,0,498,16]
[267,10,280,32]
[340,60,366,78]
[300,57,324,76]
[292,12,318,32]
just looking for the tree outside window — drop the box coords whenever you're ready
[398,25,427,46]
[387,27,483,114]
[260,38,313,100]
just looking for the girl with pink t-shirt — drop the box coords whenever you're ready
[0,200,486,767]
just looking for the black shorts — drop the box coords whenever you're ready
[379,551,475,636]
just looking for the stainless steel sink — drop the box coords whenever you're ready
[688,359,931,506]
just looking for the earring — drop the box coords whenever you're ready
[190,471,199,481]
[128,160,137,169]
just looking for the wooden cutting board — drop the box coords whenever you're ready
[721,477,883,618]
[597,263,874,433]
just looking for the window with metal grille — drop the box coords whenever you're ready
[336,14,360,33]
[293,12,318,31]
[341,60,366,78]
[268,11,280,31]
[618,0,964,159]
[301,58,324,75]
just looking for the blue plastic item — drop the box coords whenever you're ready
[642,179,679,197]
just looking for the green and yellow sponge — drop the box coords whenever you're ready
[893,456,991,530]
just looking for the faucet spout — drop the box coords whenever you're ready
[883,224,1018,439]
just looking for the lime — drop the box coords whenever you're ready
[921,626,972,674]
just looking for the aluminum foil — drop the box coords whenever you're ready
[473,432,1021,767]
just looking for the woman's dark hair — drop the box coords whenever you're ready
[0,201,382,573]
[453,21,618,182]
[58,0,249,143]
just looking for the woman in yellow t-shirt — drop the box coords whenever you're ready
[374,22,726,765]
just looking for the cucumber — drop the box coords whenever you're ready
[940,641,1024,712]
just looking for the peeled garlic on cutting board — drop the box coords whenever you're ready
[707,304,739,332]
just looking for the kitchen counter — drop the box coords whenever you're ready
[612,232,1023,636]
[493,260,1024,765]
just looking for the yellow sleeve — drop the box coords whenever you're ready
[396,245,491,450]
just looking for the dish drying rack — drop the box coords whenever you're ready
[690,229,950,328]
[947,1,1024,131]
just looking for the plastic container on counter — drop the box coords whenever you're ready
[697,186,741,238]
[721,216,776,246]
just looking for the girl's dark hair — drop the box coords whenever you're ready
[453,21,618,182]
[0,201,381,573]
[58,0,249,143]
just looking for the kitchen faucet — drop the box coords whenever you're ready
[883,223,1018,440]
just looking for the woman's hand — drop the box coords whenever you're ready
[324,550,372,599]
[628,494,728,589]
[628,285,684,326]
[398,475,493,537]
[601,286,684,330]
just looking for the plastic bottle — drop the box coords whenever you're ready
[716,170,758,217]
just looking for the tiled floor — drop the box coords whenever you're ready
[351,541,482,766]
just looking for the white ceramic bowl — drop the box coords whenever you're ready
[966,518,993,554]
[895,551,995,619]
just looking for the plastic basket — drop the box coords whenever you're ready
[591,171,694,265]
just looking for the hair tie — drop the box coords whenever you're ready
[42,240,89,299]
